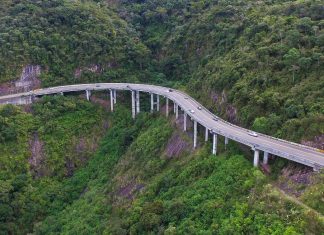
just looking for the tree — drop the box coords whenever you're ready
[283,48,300,82]
[252,117,270,134]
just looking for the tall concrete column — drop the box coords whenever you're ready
[212,133,217,155]
[263,152,269,165]
[205,127,209,142]
[166,98,169,117]
[225,137,228,149]
[28,95,33,104]
[110,89,114,112]
[254,149,260,167]
[113,90,117,104]
[193,120,197,148]
[131,91,136,119]
[184,112,187,131]
[136,91,140,114]
[86,90,91,101]
[150,93,154,113]
[60,92,64,96]
[156,95,159,111]
[173,102,176,113]
[175,104,179,119]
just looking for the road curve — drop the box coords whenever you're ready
[0,83,323,170]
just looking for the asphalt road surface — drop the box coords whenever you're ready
[1,83,323,169]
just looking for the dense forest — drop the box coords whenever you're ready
[1,102,323,234]
[116,0,324,143]
[0,0,323,234]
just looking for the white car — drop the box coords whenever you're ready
[189,109,195,114]
[248,131,258,137]
[197,106,202,110]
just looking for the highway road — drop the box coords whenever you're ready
[0,83,323,170]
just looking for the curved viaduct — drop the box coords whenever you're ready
[0,83,323,170]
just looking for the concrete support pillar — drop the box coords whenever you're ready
[113,90,117,104]
[166,98,169,117]
[136,91,140,114]
[150,93,154,113]
[173,102,176,113]
[175,104,179,119]
[193,120,197,149]
[205,127,209,142]
[263,152,269,165]
[212,133,218,155]
[86,90,91,101]
[157,95,160,112]
[110,89,114,112]
[60,92,64,96]
[131,91,136,119]
[184,113,187,132]
[225,137,228,149]
[254,149,260,167]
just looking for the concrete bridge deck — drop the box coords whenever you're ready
[1,83,323,170]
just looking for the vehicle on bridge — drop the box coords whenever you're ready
[248,131,258,137]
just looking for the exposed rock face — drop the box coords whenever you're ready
[278,165,314,197]
[165,133,190,158]
[28,133,46,177]
[211,90,238,124]
[0,82,15,95]
[74,64,103,78]
[225,105,238,123]
[89,95,111,111]
[0,65,41,95]
[74,62,118,78]
[117,182,145,200]
[15,65,41,91]
[301,135,324,150]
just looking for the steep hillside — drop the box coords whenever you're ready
[0,0,149,86]
[1,100,322,234]
[0,1,324,234]
[118,0,324,145]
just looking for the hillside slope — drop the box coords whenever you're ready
[0,0,149,86]
[0,1,323,234]
[118,0,324,145]
[1,101,323,234]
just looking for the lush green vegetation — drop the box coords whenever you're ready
[1,0,322,142]
[0,96,108,234]
[0,100,323,234]
[0,0,150,86]
[0,0,324,234]
[117,0,324,143]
